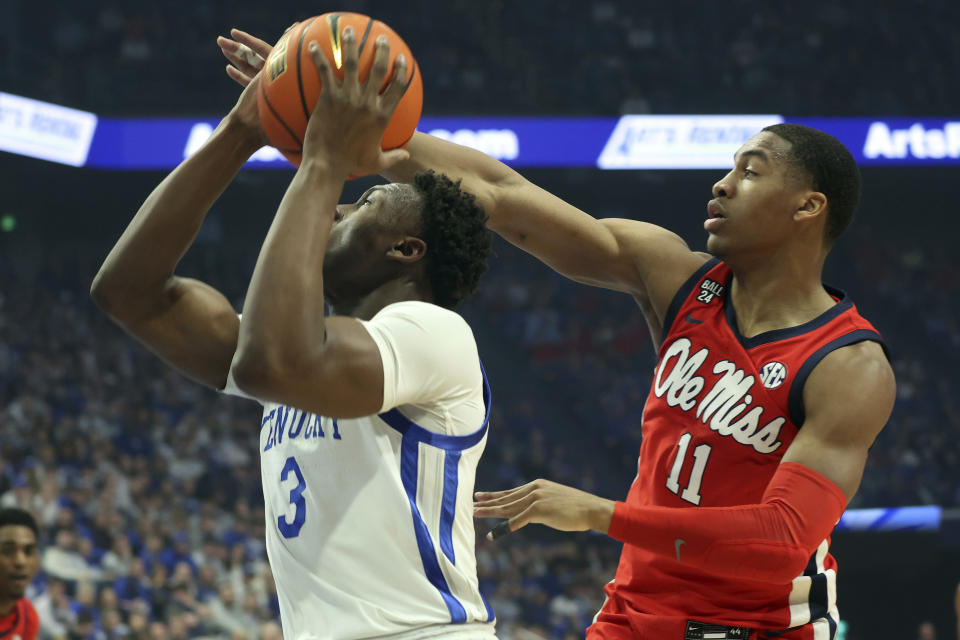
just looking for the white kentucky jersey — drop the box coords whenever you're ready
[222,301,496,640]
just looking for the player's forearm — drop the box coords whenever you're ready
[91,116,260,312]
[382,132,518,223]
[607,462,847,584]
[384,133,645,293]
[234,159,344,380]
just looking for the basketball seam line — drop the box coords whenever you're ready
[296,16,320,122]
[357,17,374,57]
[259,78,302,151]
[401,60,418,99]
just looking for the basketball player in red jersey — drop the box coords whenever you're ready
[221,30,894,640]
[0,509,40,640]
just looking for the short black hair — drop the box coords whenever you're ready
[0,508,39,538]
[762,123,861,244]
[413,170,492,309]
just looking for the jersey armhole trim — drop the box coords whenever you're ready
[787,329,889,427]
[378,361,492,451]
[660,257,720,343]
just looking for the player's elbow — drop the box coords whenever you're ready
[771,548,816,584]
[706,542,813,584]
[89,270,119,313]
[230,344,313,400]
[89,267,158,322]
[230,347,279,398]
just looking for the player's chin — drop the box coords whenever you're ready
[705,233,729,258]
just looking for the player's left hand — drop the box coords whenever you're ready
[217,28,274,87]
[473,479,616,540]
[303,27,410,177]
[218,28,277,149]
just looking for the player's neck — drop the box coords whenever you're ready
[328,277,432,320]
[727,248,834,338]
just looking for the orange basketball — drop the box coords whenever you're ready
[257,12,423,169]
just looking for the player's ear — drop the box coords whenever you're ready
[794,191,827,222]
[385,236,426,263]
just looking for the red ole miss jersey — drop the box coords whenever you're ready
[590,259,886,640]
[0,599,39,640]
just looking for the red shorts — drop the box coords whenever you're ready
[586,593,823,640]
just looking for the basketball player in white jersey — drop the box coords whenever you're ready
[92,31,497,640]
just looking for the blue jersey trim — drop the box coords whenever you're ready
[379,361,494,625]
[378,362,492,451]
[808,572,829,622]
[481,591,496,623]
[400,436,467,623]
[725,281,855,349]
[660,258,720,345]
[826,612,838,640]
[439,451,461,565]
[787,329,887,427]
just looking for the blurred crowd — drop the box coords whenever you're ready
[2,0,959,116]
[1,219,957,638]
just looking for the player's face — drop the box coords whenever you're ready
[324,183,420,301]
[0,525,39,600]
[705,132,811,260]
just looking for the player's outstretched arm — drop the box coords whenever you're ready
[385,133,707,309]
[90,79,267,390]
[218,30,707,338]
[231,30,410,418]
[476,341,895,584]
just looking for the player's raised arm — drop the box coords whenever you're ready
[90,75,267,390]
[384,132,707,308]
[218,29,707,339]
[230,30,411,417]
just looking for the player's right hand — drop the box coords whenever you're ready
[301,28,409,177]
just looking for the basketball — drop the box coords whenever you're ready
[257,12,422,168]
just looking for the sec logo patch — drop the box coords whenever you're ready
[759,361,788,389]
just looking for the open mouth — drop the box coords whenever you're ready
[706,201,727,219]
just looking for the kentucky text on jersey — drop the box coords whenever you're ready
[261,406,341,451]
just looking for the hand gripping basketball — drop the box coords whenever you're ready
[219,14,422,170]
[302,28,410,177]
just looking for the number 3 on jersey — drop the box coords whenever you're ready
[279,456,306,538]
[665,433,712,505]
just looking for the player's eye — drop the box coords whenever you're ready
[743,169,757,177]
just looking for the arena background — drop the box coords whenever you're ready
[1,2,958,639]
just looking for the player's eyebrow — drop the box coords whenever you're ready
[734,149,770,164]
[359,185,388,201]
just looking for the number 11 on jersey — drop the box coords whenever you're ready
[665,433,712,505]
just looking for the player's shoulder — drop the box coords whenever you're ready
[813,339,892,384]
[370,300,472,333]
[805,340,895,413]
[366,301,479,362]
